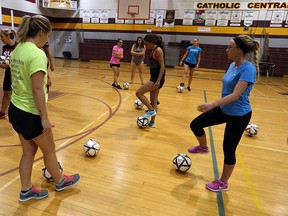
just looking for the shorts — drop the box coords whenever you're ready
[3,70,12,91]
[149,68,165,89]
[184,61,196,69]
[110,64,120,68]
[8,103,43,140]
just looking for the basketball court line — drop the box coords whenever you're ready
[203,90,225,216]
[237,151,265,214]
[0,120,97,192]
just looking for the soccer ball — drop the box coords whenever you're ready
[83,139,100,157]
[177,85,184,93]
[134,99,143,109]
[123,82,130,90]
[172,154,191,172]
[136,116,149,128]
[42,162,63,182]
[245,124,259,136]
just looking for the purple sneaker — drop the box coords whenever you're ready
[206,179,229,192]
[187,146,209,154]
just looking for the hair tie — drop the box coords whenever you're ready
[233,37,248,54]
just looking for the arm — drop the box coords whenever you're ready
[31,71,54,132]
[113,49,124,59]
[179,50,189,65]
[43,46,54,71]
[196,52,201,68]
[198,81,248,112]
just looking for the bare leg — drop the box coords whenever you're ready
[112,67,120,86]
[196,134,207,147]
[130,63,136,84]
[149,88,159,122]
[18,135,38,190]
[1,90,11,113]
[181,64,189,85]
[188,68,195,87]
[138,64,144,85]
[220,164,235,182]
[135,81,156,110]
[32,129,63,184]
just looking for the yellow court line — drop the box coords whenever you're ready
[241,143,288,154]
[237,150,265,215]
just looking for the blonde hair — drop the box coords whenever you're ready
[237,35,260,74]
[16,15,52,43]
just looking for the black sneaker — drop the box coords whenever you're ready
[116,85,122,90]
[112,83,117,88]
[187,86,191,91]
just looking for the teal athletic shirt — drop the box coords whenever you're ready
[220,61,256,116]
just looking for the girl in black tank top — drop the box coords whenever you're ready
[135,34,165,128]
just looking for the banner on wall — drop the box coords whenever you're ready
[244,11,254,27]
[285,12,288,27]
[230,10,242,26]
[217,10,230,26]
[205,10,217,26]
[164,10,175,27]
[43,0,77,10]
[156,10,164,28]
[145,10,155,25]
[183,10,194,25]
[194,10,205,25]
[270,10,284,27]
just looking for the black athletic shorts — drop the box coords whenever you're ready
[184,61,196,69]
[8,103,43,140]
[110,64,120,68]
[3,70,12,91]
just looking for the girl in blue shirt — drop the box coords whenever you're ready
[179,38,202,91]
[187,35,260,192]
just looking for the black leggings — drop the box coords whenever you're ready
[190,107,252,165]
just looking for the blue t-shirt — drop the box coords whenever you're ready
[185,46,202,64]
[220,61,256,116]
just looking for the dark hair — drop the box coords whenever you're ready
[135,36,144,49]
[144,34,165,53]
[117,38,123,43]
[17,15,51,43]
[0,29,16,40]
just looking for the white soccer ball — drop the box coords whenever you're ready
[83,139,100,157]
[172,154,191,172]
[134,99,143,109]
[136,116,149,128]
[245,124,259,136]
[177,85,184,93]
[123,82,130,90]
[42,162,63,182]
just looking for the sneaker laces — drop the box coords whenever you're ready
[31,185,41,192]
[63,175,74,181]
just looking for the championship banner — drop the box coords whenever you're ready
[43,0,77,10]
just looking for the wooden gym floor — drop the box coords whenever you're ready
[0,58,287,216]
